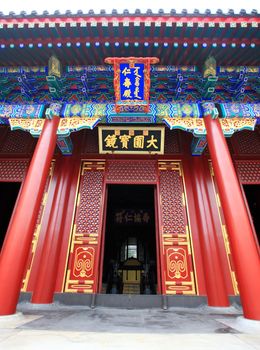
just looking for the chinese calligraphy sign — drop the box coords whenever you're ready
[120,63,145,101]
[99,126,165,154]
[104,57,159,113]
[114,209,152,225]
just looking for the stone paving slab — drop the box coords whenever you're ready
[1,331,260,350]
[0,303,259,350]
[16,309,239,334]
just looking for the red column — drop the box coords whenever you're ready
[204,116,260,320]
[191,156,229,306]
[31,156,75,303]
[0,117,59,315]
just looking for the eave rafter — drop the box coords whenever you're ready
[0,11,259,156]
[0,15,259,26]
[0,11,258,67]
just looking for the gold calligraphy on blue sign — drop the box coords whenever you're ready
[119,63,145,101]
[105,57,159,113]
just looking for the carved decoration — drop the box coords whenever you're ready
[56,136,73,155]
[158,161,196,294]
[0,159,29,181]
[58,117,101,137]
[157,103,201,118]
[62,103,107,117]
[0,104,45,119]
[231,129,260,155]
[202,102,219,119]
[45,103,63,119]
[235,161,260,184]
[65,161,105,293]
[61,102,202,119]
[164,116,257,144]
[0,128,36,155]
[73,247,95,278]
[8,117,101,138]
[106,160,157,184]
[191,136,207,156]
[64,159,198,295]
[164,129,181,154]
[80,129,99,155]
[48,56,62,78]
[166,247,188,279]
[219,118,256,136]
[219,103,260,118]
[9,118,45,137]
[163,117,206,136]
[203,56,217,78]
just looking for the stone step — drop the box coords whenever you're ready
[123,284,140,294]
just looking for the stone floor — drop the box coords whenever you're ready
[0,302,260,349]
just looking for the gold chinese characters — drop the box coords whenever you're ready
[99,126,165,154]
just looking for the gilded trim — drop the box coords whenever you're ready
[99,126,165,154]
[21,160,55,291]
[61,161,82,291]
[181,163,198,294]
[208,160,239,295]
[158,160,197,295]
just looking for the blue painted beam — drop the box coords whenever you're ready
[191,136,208,156]
[56,136,73,155]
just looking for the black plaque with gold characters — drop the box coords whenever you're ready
[98,126,165,154]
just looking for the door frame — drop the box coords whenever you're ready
[97,181,162,294]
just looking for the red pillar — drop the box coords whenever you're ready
[191,156,229,306]
[204,116,260,320]
[31,156,75,303]
[0,117,59,315]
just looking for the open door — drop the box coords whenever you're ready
[0,182,21,250]
[101,184,158,294]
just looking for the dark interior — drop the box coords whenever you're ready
[243,184,260,245]
[102,184,157,294]
[0,182,21,250]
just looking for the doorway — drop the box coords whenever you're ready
[243,185,260,245]
[0,182,21,250]
[101,184,158,295]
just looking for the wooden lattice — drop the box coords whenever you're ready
[158,161,196,295]
[236,160,260,184]
[0,159,29,181]
[65,161,105,293]
[164,129,182,154]
[231,129,260,155]
[106,160,157,184]
[21,162,55,291]
[0,128,36,155]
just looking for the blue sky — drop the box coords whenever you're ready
[1,0,259,14]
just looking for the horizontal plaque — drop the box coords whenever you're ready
[98,126,165,154]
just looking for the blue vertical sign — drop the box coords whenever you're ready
[119,63,145,101]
